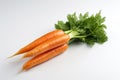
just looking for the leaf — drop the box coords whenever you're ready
[55,11,108,45]
[55,21,69,31]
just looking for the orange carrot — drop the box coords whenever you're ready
[9,30,65,58]
[23,44,68,70]
[22,34,70,58]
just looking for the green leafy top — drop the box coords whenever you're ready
[55,11,108,45]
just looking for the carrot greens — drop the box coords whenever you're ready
[55,11,108,45]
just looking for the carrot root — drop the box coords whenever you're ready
[22,34,70,58]
[22,44,68,70]
[9,30,65,58]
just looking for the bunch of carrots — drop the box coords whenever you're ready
[9,30,69,70]
[9,11,108,71]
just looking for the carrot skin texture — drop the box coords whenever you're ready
[23,44,68,70]
[23,34,70,58]
[9,30,65,57]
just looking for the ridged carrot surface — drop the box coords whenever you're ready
[23,44,68,70]
[23,34,70,58]
[9,30,65,58]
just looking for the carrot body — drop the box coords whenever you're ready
[9,30,65,57]
[23,44,68,70]
[23,34,70,58]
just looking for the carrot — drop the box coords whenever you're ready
[22,34,70,58]
[9,30,65,58]
[22,44,68,70]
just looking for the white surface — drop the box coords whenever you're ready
[0,0,120,80]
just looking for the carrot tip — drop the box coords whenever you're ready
[7,53,18,59]
[17,69,25,74]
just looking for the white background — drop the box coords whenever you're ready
[0,0,120,80]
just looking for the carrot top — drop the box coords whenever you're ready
[55,11,108,45]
